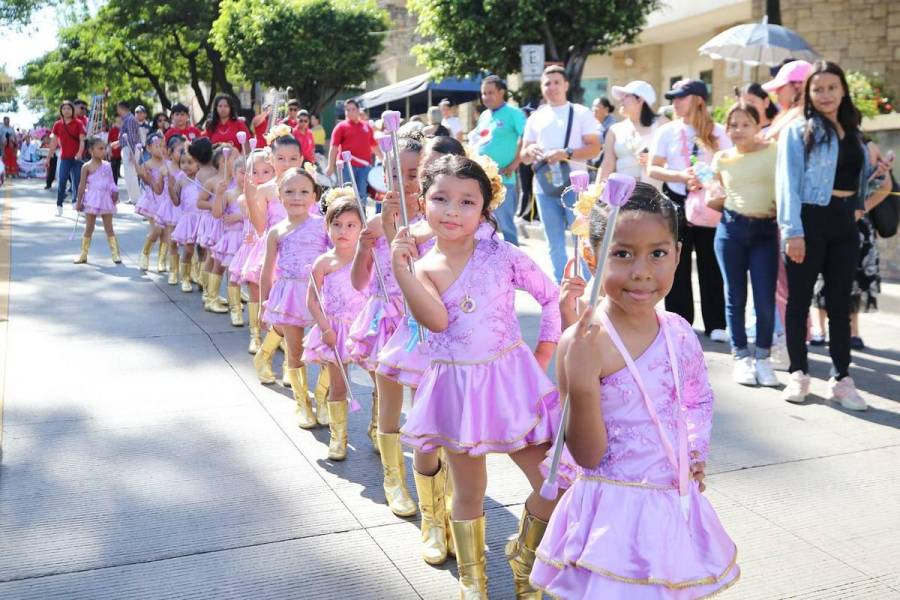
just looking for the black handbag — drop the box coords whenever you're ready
[533,105,574,197]
[869,171,899,238]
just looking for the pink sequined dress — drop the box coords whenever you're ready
[303,261,371,365]
[228,215,257,285]
[531,311,739,599]
[134,166,165,219]
[212,199,243,266]
[171,180,203,245]
[375,222,498,387]
[153,170,182,228]
[241,198,287,285]
[261,216,330,328]
[400,238,561,455]
[197,181,234,249]
[80,162,117,215]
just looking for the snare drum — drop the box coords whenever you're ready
[367,165,387,194]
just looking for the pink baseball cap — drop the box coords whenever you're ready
[762,60,813,92]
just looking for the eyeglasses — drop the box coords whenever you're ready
[298,119,309,123]
[289,108,299,112]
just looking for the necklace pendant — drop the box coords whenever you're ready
[460,294,477,314]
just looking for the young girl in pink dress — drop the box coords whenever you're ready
[170,139,211,293]
[235,149,277,354]
[157,135,187,285]
[196,146,233,313]
[391,155,561,598]
[135,133,169,273]
[257,167,330,426]
[212,154,247,326]
[530,182,739,599]
[304,193,369,460]
[73,137,121,264]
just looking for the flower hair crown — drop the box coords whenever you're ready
[467,153,507,211]
[322,185,357,207]
[265,123,293,144]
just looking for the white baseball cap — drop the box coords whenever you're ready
[611,80,657,107]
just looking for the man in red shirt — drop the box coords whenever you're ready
[107,116,123,184]
[280,99,301,129]
[46,100,86,215]
[74,99,90,130]
[164,102,202,142]
[326,99,382,208]
[292,109,315,164]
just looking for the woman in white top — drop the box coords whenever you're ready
[648,79,732,340]
[598,80,665,185]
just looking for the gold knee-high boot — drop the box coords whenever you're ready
[167,253,179,285]
[180,261,193,292]
[74,236,91,264]
[107,236,122,264]
[140,237,154,271]
[443,455,456,557]
[451,516,488,599]
[190,253,200,283]
[204,273,228,313]
[279,340,290,387]
[227,285,244,327]
[414,465,450,565]
[253,329,282,384]
[247,302,261,354]
[505,507,548,599]
[157,239,167,273]
[314,368,331,426]
[377,432,417,517]
[327,400,348,460]
[368,389,379,453]
[288,366,317,429]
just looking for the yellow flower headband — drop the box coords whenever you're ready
[468,153,507,211]
[322,185,356,207]
[265,123,293,144]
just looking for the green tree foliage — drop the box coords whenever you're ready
[407,0,660,102]
[212,0,389,114]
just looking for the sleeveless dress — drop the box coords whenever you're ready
[531,311,739,599]
[228,215,256,285]
[212,199,244,266]
[197,180,234,249]
[134,166,165,219]
[399,238,561,455]
[171,180,203,245]
[154,169,183,228]
[80,162,117,215]
[241,199,287,285]
[303,262,371,365]
[261,216,330,328]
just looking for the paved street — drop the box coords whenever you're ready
[1,178,898,599]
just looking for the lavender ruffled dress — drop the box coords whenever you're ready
[303,262,370,365]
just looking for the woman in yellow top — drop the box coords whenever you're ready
[310,114,326,155]
[710,103,780,388]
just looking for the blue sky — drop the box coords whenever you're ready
[3,6,61,128]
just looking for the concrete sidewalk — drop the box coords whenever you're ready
[0,179,898,599]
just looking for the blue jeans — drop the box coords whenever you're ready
[713,209,779,359]
[57,158,82,207]
[535,189,576,282]
[495,185,519,246]
[343,164,371,212]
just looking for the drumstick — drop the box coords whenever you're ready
[540,173,636,500]
[309,268,360,412]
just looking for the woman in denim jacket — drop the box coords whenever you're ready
[775,60,878,410]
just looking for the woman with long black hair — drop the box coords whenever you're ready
[776,60,886,410]
[736,83,779,134]
[205,94,250,149]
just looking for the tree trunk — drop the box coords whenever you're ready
[204,42,238,107]
[565,48,590,105]
[766,0,781,24]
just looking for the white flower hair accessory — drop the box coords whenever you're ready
[265,123,293,144]
[469,153,506,211]
[322,185,357,208]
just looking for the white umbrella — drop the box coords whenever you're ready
[699,16,819,67]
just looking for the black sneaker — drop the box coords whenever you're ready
[849,336,864,350]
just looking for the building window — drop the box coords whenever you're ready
[700,69,713,94]
[582,77,609,106]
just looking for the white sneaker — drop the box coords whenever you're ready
[56,205,63,217]
[829,376,867,411]
[709,329,729,343]
[733,356,758,386]
[754,358,780,387]
[770,334,788,368]
[783,371,810,403]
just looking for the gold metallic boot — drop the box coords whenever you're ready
[327,401,348,460]
[505,508,548,599]
[451,516,488,599]
[107,236,122,264]
[167,253,179,285]
[157,240,167,273]
[199,265,210,302]
[368,390,379,454]
[443,456,456,557]
[314,368,331,426]
[73,236,91,264]
[227,285,244,327]
[247,302,261,354]
[190,254,200,284]
[414,466,450,565]
[288,366,317,429]
[279,340,291,387]
[180,261,193,292]
[377,432,417,517]
[253,329,282,384]
[139,237,153,271]
[204,273,229,313]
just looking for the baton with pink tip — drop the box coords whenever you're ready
[335,158,345,187]
[308,269,360,412]
[341,150,388,299]
[377,135,394,197]
[248,138,258,152]
[236,131,247,155]
[540,173,637,501]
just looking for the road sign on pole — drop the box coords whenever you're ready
[521,45,545,82]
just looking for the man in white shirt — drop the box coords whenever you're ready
[520,65,601,282]
[439,98,463,141]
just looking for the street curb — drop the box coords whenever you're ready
[0,181,12,461]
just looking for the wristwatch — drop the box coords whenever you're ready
[565,147,574,160]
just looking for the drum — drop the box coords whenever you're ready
[367,165,387,193]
